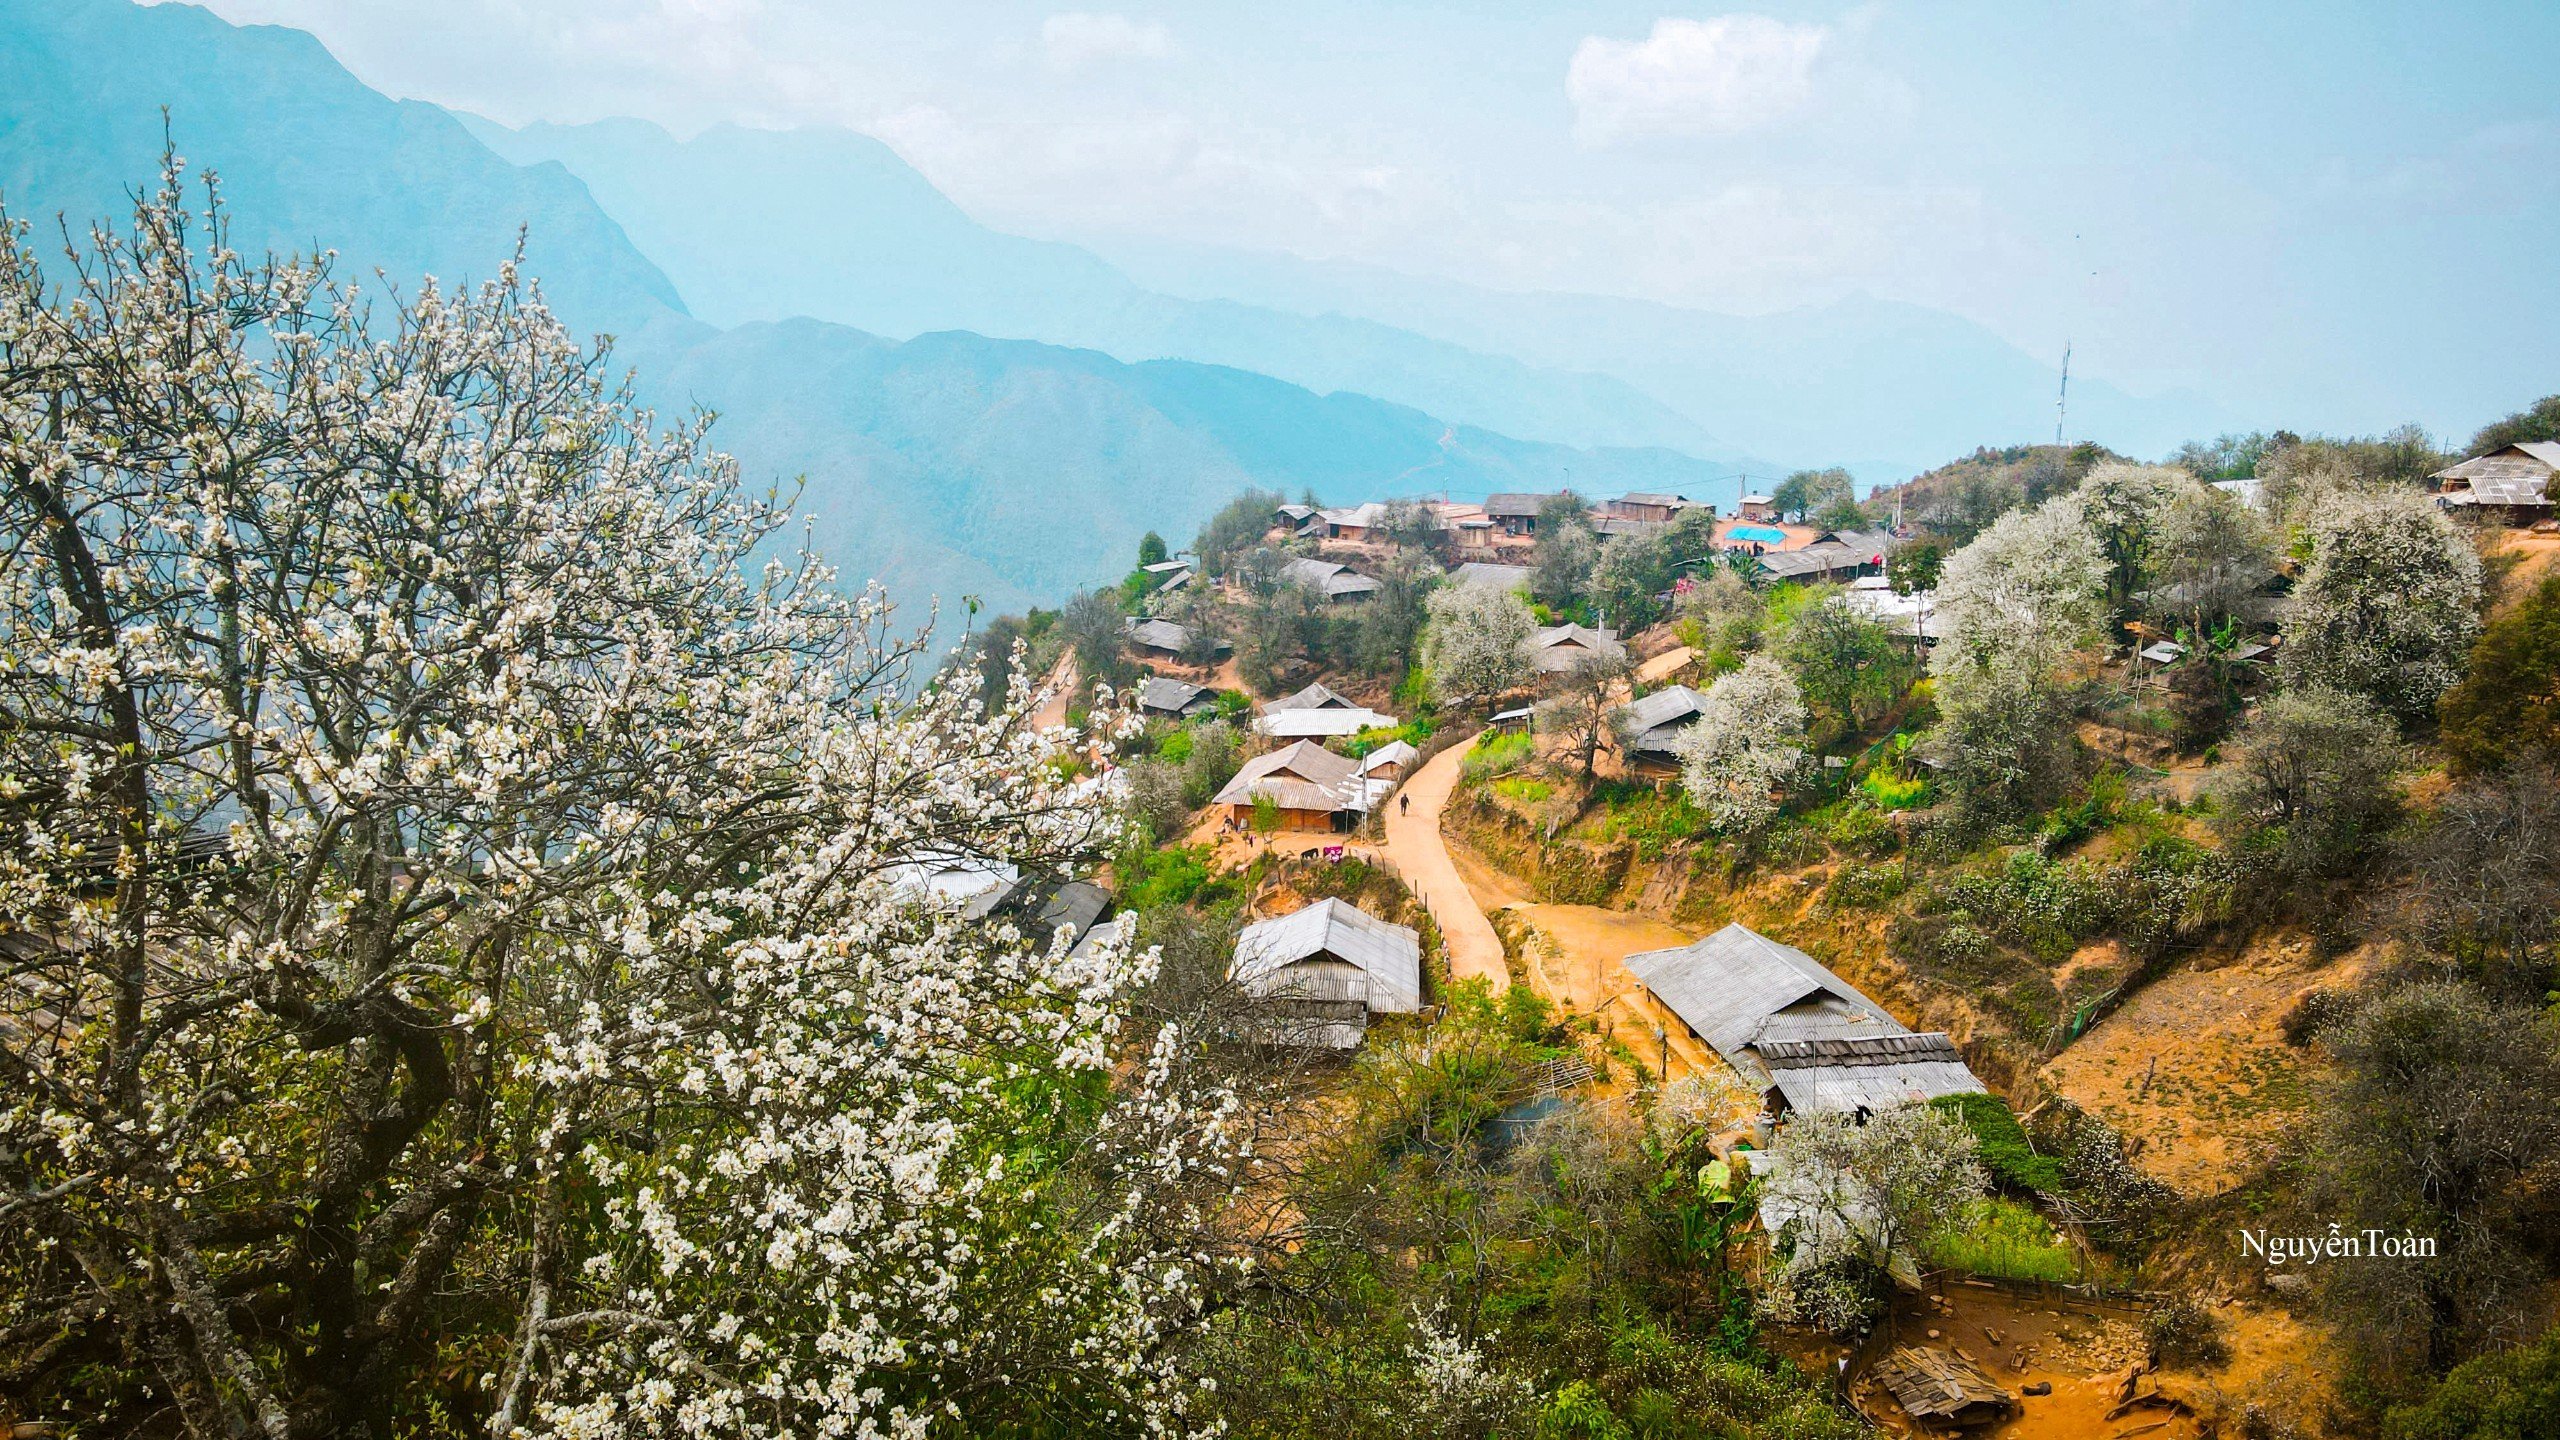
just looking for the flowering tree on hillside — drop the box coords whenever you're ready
[0,161,1246,1439]
[1673,656,1807,832]
[2281,485,2482,722]
[1925,498,2109,816]
[1420,582,1535,711]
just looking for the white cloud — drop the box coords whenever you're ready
[1040,12,1171,71]
[1567,15,1828,146]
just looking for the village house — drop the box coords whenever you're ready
[1482,492,1565,537]
[1280,556,1383,603]
[1140,558,1194,593]
[1604,492,1702,525]
[1527,622,1625,674]
[1623,923,1985,1120]
[2432,441,2558,522]
[1751,527,1894,584]
[1210,739,1383,830]
[1355,740,1420,781]
[1253,680,1399,738]
[1613,684,1708,771]
[1736,492,1778,522]
[1272,501,1318,532]
[1125,616,1229,662]
[1230,897,1425,1049]
[1137,675,1219,720]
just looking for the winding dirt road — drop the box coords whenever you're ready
[1380,740,1511,990]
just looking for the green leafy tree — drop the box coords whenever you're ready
[1194,487,1289,577]
[1138,529,1169,567]
[2212,686,2401,900]
[1532,518,1599,613]
[1771,467,1854,523]
[1778,591,1903,730]
[2437,572,2560,776]
[2312,985,2560,1389]
[2469,395,2560,456]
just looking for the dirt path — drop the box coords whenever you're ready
[1380,741,1510,991]
[1030,654,1078,730]
[1635,645,1695,685]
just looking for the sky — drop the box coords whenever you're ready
[168,0,2560,444]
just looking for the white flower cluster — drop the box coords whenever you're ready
[0,158,1242,1440]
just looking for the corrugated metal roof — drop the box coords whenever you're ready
[1232,898,1424,1013]
[1450,562,1535,589]
[1211,740,1362,808]
[1138,676,1212,713]
[1267,681,1357,711]
[1530,624,1624,672]
[1126,618,1196,651]
[1254,707,1398,738]
[1616,685,1706,737]
[1357,740,1419,774]
[1757,1032,1984,1113]
[1281,557,1382,598]
[1483,492,1561,517]
[1623,923,1899,1063]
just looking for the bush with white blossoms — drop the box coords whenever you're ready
[1673,656,1807,833]
[0,158,1247,1439]
[2280,484,2482,722]
[1925,497,2110,816]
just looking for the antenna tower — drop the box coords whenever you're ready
[2054,341,2072,446]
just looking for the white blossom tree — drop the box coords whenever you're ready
[2281,485,2482,722]
[1760,1104,1985,1335]
[1672,656,1806,832]
[1925,498,2109,815]
[0,160,1246,1440]
[1419,582,1535,712]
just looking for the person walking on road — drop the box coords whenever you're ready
[1399,793,1411,817]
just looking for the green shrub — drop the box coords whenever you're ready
[1118,842,1212,909]
[1492,777,1553,804]
[1464,730,1536,781]
[1922,1197,2077,1283]
[1930,1093,2065,1194]
[2383,1328,2560,1440]
[1860,769,1930,811]
[1813,798,1898,857]
[1586,783,1713,860]
[1822,860,1909,911]
[1156,727,1195,764]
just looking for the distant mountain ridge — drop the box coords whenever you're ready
[455,114,1742,465]
[0,0,685,339]
[0,0,1748,617]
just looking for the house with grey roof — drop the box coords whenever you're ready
[1126,616,1229,660]
[1255,680,1397,738]
[1137,676,1218,719]
[1211,740,1384,829]
[1527,623,1625,674]
[1607,492,1702,524]
[2433,442,2558,518]
[1231,897,1424,1048]
[1483,492,1568,536]
[1280,556,1383,602]
[1623,923,1984,1119]
[1752,528,1893,585]
[1614,684,1709,771]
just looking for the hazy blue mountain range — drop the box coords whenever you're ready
[0,0,685,338]
[0,0,1747,615]
[624,321,1749,614]
[455,114,1737,463]
[1092,241,2236,475]
[452,113,2228,477]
